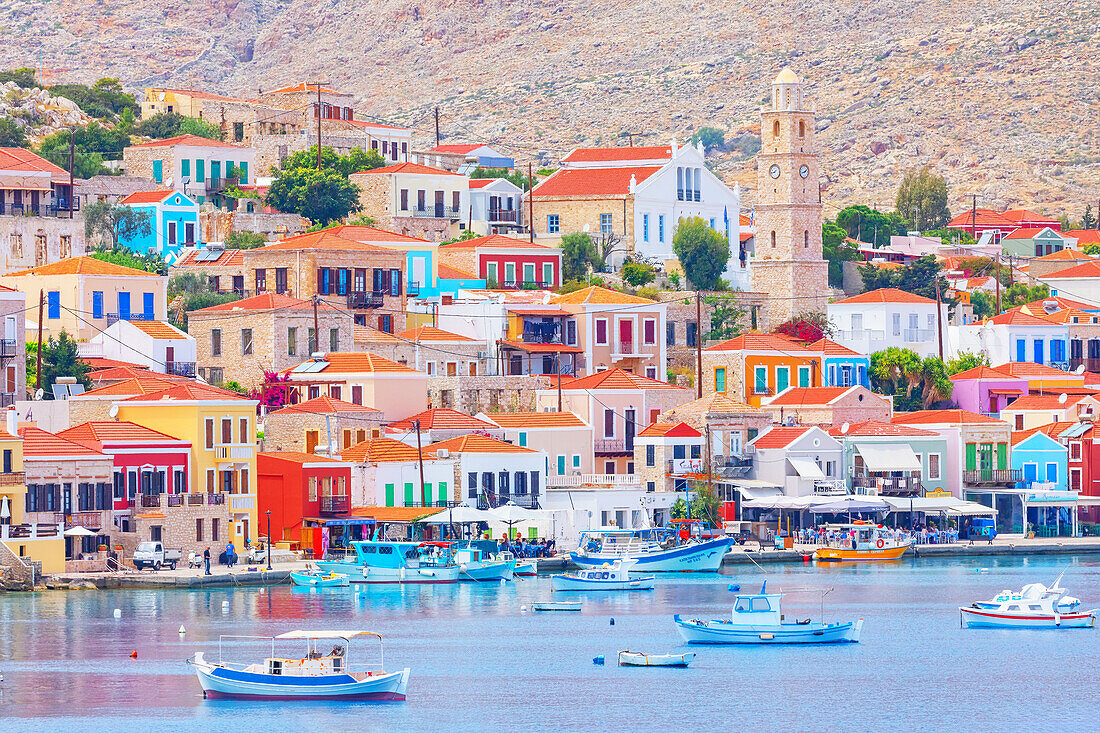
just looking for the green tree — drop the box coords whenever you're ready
[560,232,597,282]
[439,229,479,246]
[83,200,152,249]
[471,166,530,191]
[175,292,241,331]
[946,351,989,374]
[1082,204,1097,231]
[895,165,951,230]
[133,112,187,139]
[970,290,996,319]
[1002,282,1049,310]
[672,217,730,290]
[836,205,910,246]
[168,272,215,299]
[704,294,746,341]
[870,347,923,406]
[281,145,385,176]
[918,356,953,409]
[1084,243,1100,256]
[0,118,27,148]
[266,168,361,225]
[0,68,38,88]
[924,227,975,248]
[670,483,721,527]
[33,332,91,398]
[859,254,951,304]
[822,220,858,287]
[689,127,726,153]
[48,78,138,120]
[179,116,224,141]
[224,231,268,249]
[620,259,656,287]
[38,122,130,173]
[90,247,167,276]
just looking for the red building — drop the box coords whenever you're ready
[257,451,353,558]
[438,234,562,289]
[58,421,191,523]
[1024,420,1100,523]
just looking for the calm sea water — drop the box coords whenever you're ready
[1,556,1099,732]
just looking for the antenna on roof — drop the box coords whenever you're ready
[1058,393,1068,404]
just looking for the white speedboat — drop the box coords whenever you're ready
[617,650,694,667]
[187,630,409,701]
[961,578,1097,629]
[570,527,731,573]
[551,560,655,591]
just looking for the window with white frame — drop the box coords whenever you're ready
[928,453,941,480]
[595,318,608,345]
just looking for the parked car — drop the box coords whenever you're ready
[132,541,183,570]
[722,521,756,545]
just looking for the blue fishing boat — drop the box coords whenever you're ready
[452,540,516,581]
[187,630,409,701]
[673,583,863,644]
[316,540,460,584]
[289,569,349,588]
[551,559,655,591]
[570,527,730,572]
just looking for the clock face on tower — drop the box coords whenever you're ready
[799,164,809,179]
[769,164,781,179]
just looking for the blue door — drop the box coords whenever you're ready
[143,292,154,320]
[1016,340,1026,362]
[118,292,130,321]
[1033,339,1044,365]
[1023,463,1038,484]
[1046,463,1058,483]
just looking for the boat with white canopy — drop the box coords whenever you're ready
[961,572,1097,629]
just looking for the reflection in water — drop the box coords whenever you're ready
[1,556,1098,731]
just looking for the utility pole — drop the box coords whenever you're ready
[556,355,562,412]
[35,290,43,391]
[970,193,977,243]
[312,295,320,355]
[68,129,74,219]
[995,251,1001,315]
[935,277,944,360]
[414,419,427,506]
[528,163,535,243]
[627,132,634,147]
[316,83,322,170]
[695,292,703,398]
[434,107,441,147]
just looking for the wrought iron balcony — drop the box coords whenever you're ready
[347,291,384,309]
[595,439,633,454]
[0,201,80,217]
[0,339,17,359]
[410,206,460,220]
[963,469,1022,485]
[320,494,350,514]
[106,313,154,327]
[851,474,923,497]
[488,208,519,222]
[166,361,196,378]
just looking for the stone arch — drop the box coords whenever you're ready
[773,120,780,138]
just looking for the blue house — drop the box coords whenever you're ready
[118,190,202,262]
[815,339,871,388]
[1010,429,1067,491]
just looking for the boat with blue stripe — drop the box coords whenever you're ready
[187,630,409,701]
[570,527,731,572]
[316,540,460,584]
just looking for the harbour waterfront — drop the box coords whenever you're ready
[2,556,1099,732]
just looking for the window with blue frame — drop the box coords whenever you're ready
[320,269,331,295]
[92,291,104,319]
[642,214,649,242]
[547,214,560,234]
[1033,338,1044,365]
[709,217,716,229]
[47,291,60,319]
[1051,339,1066,363]
[658,215,665,242]
[1016,339,1026,362]
[143,292,154,319]
[338,269,348,296]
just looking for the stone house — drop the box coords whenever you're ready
[283,352,429,422]
[19,426,114,538]
[263,395,384,454]
[0,147,83,275]
[187,292,353,389]
[1026,248,1093,281]
[348,162,469,242]
[172,247,246,294]
[760,385,892,427]
[634,421,705,495]
[122,135,256,207]
[387,407,502,446]
[660,392,773,463]
[396,325,485,377]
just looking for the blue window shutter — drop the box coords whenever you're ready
[240,162,248,184]
[152,160,163,184]
[181,159,190,178]
[143,292,154,318]
[92,291,103,319]
[1015,339,1025,362]
[118,292,130,320]
[47,292,60,319]
[196,159,205,182]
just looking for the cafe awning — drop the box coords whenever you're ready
[881,496,997,515]
[787,457,825,479]
[855,443,922,472]
[728,480,783,501]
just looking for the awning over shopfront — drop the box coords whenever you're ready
[881,497,996,516]
[303,517,378,527]
[855,443,922,472]
[787,456,825,479]
[727,480,783,501]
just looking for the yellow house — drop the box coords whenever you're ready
[0,416,65,574]
[1,256,168,343]
[115,383,260,546]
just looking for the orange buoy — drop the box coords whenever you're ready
[130,650,138,659]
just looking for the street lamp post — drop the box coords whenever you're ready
[265,510,272,571]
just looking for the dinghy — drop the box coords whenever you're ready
[617,650,694,667]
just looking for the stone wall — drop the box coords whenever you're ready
[428,374,555,414]
[130,500,235,558]
[527,194,637,256]
[0,215,85,274]
[0,540,31,587]
[661,290,769,370]
[67,395,120,425]
[349,172,392,226]
[199,210,309,243]
[264,410,385,453]
[121,145,162,182]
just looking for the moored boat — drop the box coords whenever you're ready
[617,650,695,667]
[551,559,655,591]
[813,523,911,562]
[570,527,731,572]
[452,541,516,581]
[674,583,863,644]
[961,578,1097,629]
[316,540,460,584]
[533,601,582,612]
[514,560,537,577]
[289,569,349,588]
[187,630,409,701]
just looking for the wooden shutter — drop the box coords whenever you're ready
[305,430,318,454]
[965,443,977,471]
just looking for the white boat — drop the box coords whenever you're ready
[187,630,409,701]
[514,560,537,577]
[551,560,655,591]
[570,527,731,573]
[316,540,460,584]
[617,650,695,667]
[674,583,863,644]
[452,542,516,581]
[961,578,1097,629]
[533,601,582,612]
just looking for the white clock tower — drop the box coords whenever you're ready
[750,67,829,328]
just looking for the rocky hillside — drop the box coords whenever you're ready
[6,0,1098,218]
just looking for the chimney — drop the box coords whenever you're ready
[5,405,15,436]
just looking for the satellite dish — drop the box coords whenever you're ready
[582,223,591,233]
[1075,364,1086,375]
[158,92,166,101]
[166,177,174,188]
[1058,393,1068,404]
[840,422,850,434]
[33,388,43,401]
[109,405,119,418]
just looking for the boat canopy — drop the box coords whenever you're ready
[418,506,494,524]
[275,630,382,640]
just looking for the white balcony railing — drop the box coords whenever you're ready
[903,328,935,343]
[217,445,254,461]
[229,494,256,513]
[546,474,640,488]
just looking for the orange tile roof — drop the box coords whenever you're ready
[947,208,1017,229]
[483,411,587,428]
[340,437,424,463]
[891,409,1006,426]
[1002,394,1089,411]
[705,332,813,353]
[80,357,151,371]
[79,376,180,397]
[346,505,444,523]
[1064,230,1100,246]
[560,368,686,391]
[290,352,418,375]
[258,451,347,464]
[499,339,583,354]
[126,320,186,340]
[1038,260,1100,280]
[19,426,108,458]
[1003,227,1059,240]
[88,365,162,382]
[828,420,937,437]
[949,365,1018,381]
[319,225,431,244]
[1002,209,1061,225]
[389,408,497,432]
[354,326,403,344]
[531,166,662,197]
[129,134,245,149]
[561,146,672,163]
[192,292,311,313]
[834,288,936,305]
[994,362,1082,378]
[438,264,480,279]
[124,383,250,402]
[806,338,862,356]
[427,434,534,454]
[766,386,852,406]
[357,161,460,176]
[552,286,655,305]
[151,88,245,102]
[175,248,244,268]
[1021,295,1096,312]
[57,421,185,445]
[637,421,701,438]
[1032,248,1091,262]
[267,82,341,94]
[1035,308,1098,325]
[270,395,382,415]
[120,190,174,205]
[5,256,162,278]
[985,309,1062,327]
[749,426,814,449]
[1011,421,1077,445]
[0,147,70,183]
[397,326,476,342]
[439,233,553,250]
[258,228,421,252]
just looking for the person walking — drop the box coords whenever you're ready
[226,541,236,569]
[203,546,212,575]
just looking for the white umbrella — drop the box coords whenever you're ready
[0,496,9,520]
[487,503,544,523]
[63,526,99,536]
[419,506,494,524]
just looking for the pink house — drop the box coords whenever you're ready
[949,365,1027,416]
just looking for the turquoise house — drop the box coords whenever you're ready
[381,244,486,297]
[1010,430,1067,491]
[119,190,202,263]
[815,339,871,388]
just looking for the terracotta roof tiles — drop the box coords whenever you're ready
[637,421,701,438]
[891,409,1006,426]
[19,426,109,458]
[828,420,937,437]
[559,368,686,392]
[482,411,586,428]
[531,166,662,197]
[57,421,184,445]
[340,438,423,463]
[749,426,814,449]
[766,386,852,406]
[552,286,655,305]
[270,395,382,415]
[129,134,245,149]
[833,288,936,305]
[6,256,162,278]
[426,434,534,454]
[388,408,497,432]
[397,326,477,342]
[561,146,672,163]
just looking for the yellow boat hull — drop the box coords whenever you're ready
[814,544,911,562]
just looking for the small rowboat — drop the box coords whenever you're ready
[617,650,694,667]
[290,570,349,588]
[533,601,581,612]
[514,561,537,577]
